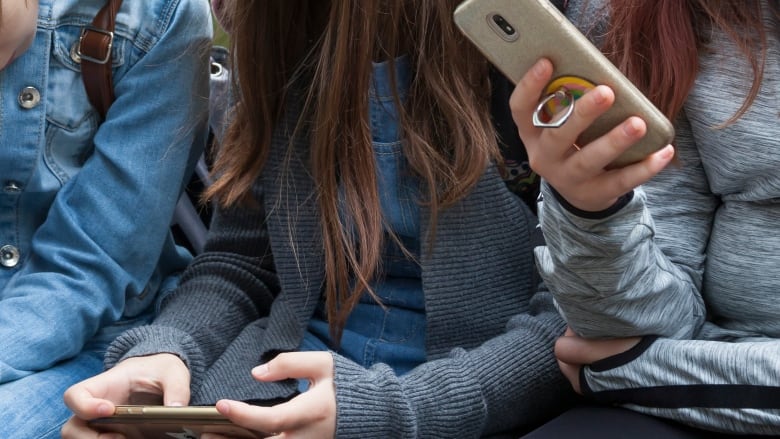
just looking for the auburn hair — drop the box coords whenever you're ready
[602,0,778,126]
[207,1,496,342]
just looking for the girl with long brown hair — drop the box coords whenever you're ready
[62,1,574,437]
[512,0,780,436]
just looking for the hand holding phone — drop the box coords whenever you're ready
[515,58,675,212]
[62,354,194,439]
[454,0,676,211]
[454,0,675,169]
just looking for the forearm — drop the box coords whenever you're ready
[581,336,780,435]
[104,259,277,386]
[0,295,103,382]
[105,200,279,382]
[537,114,715,340]
[537,183,705,339]
[333,294,571,438]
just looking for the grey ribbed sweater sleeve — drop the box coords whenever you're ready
[105,192,279,389]
[333,292,570,438]
[325,172,574,438]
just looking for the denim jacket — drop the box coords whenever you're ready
[0,0,212,382]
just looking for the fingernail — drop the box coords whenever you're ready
[533,59,548,78]
[659,144,674,159]
[623,117,642,136]
[591,87,607,105]
[252,364,269,376]
[216,400,231,415]
[167,401,184,407]
[97,402,114,417]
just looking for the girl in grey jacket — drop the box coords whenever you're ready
[511,0,780,435]
[62,1,574,438]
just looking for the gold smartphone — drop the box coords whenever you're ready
[454,0,675,168]
[87,405,264,439]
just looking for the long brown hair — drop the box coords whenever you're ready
[208,1,496,342]
[602,0,778,125]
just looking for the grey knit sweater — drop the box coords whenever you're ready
[536,0,780,434]
[105,95,571,437]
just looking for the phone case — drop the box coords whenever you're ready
[88,406,263,439]
[454,0,675,168]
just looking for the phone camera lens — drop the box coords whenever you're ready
[492,14,516,36]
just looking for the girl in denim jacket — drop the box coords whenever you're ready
[0,0,211,437]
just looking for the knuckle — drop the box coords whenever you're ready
[266,416,286,433]
[62,387,74,404]
[510,107,530,130]
[572,98,592,121]
[60,423,72,437]
[516,75,533,92]
[613,171,636,194]
[509,88,522,108]
[314,351,332,367]
[527,152,544,173]
[235,410,256,426]
[606,132,631,159]
[273,352,294,367]
[315,407,332,422]
[569,154,590,176]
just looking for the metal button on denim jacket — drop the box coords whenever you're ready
[0,0,212,382]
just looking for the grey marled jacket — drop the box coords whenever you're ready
[536,0,780,434]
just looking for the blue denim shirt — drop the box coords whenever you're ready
[0,0,212,382]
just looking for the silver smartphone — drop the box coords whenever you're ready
[454,0,675,168]
[87,405,264,439]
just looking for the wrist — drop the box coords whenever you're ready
[550,186,634,219]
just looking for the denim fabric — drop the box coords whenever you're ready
[300,57,426,378]
[0,0,211,391]
[0,311,153,438]
[369,56,419,239]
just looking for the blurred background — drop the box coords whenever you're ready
[213,15,230,48]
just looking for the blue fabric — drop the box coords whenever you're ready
[299,56,426,378]
[0,311,153,438]
[370,56,419,238]
[0,0,211,430]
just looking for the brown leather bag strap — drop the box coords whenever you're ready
[79,0,123,120]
